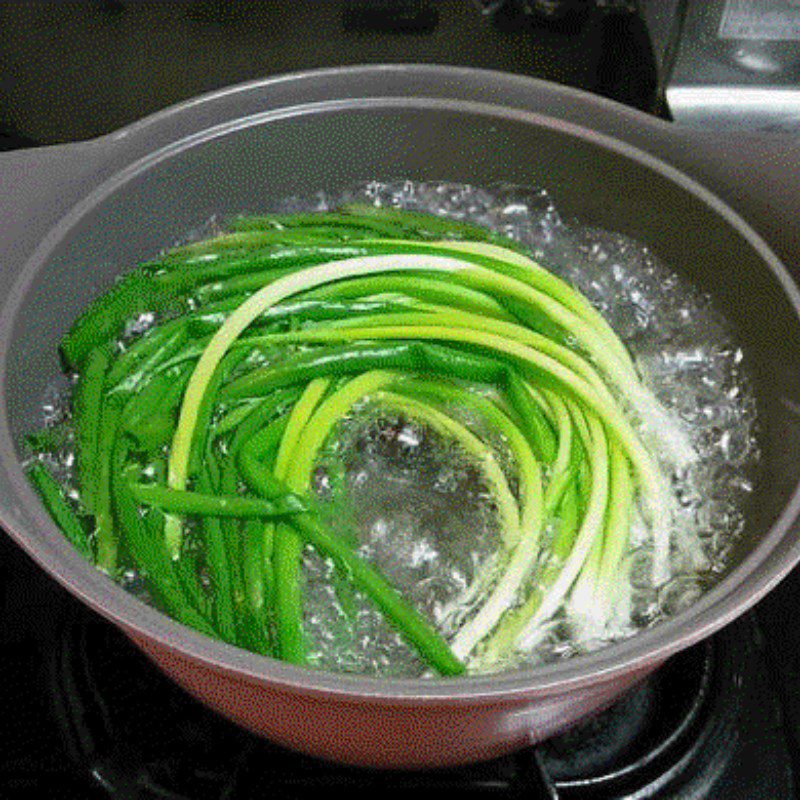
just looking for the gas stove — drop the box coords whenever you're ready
[1,2,799,798]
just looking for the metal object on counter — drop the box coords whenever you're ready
[642,0,800,131]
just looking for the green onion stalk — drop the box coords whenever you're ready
[24,206,694,676]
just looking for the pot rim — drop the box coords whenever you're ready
[2,63,800,703]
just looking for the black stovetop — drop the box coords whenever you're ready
[2,3,799,798]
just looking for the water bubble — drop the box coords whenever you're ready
[629,548,655,590]
[658,575,704,616]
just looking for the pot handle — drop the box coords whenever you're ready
[0,141,105,226]
[0,140,115,294]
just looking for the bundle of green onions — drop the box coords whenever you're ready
[26,205,695,676]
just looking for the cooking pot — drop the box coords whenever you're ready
[2,65,800,769]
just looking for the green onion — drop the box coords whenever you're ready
[27,206,691,677]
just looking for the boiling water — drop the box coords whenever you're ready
[281,182,759,676]
[33,181,759,677]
